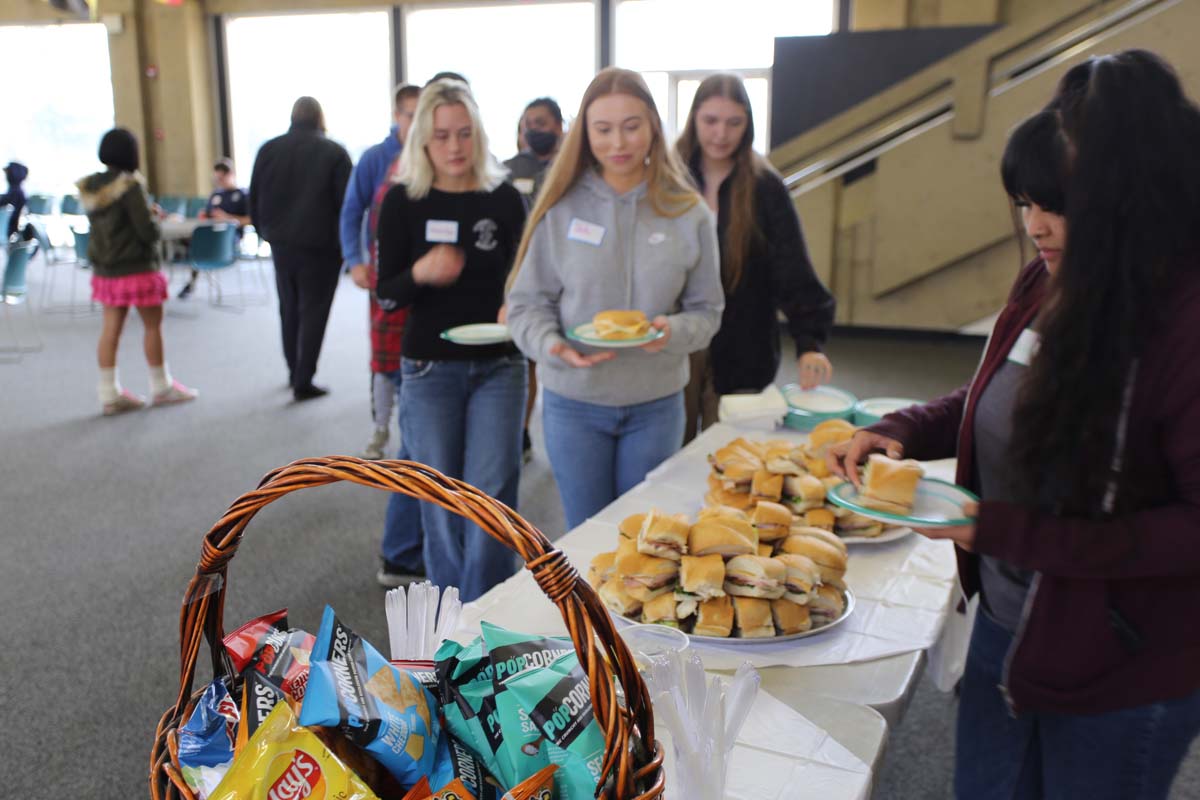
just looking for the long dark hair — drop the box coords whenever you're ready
[675,73,765,292]
[1011,50,1200,511]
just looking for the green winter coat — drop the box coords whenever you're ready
[76,170,160,277]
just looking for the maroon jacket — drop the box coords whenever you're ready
[870,258,1200,714]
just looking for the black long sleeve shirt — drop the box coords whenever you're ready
[375,181,526,360]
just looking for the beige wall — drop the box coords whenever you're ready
[851,0,1002,30]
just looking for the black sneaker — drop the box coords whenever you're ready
[376,558,426,589]
[177,281,194,300]
[522,429,533,464]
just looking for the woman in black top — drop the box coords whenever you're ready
[675,73,836,441]
[375,79,527,602]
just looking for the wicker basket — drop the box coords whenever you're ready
[148,456,665,799]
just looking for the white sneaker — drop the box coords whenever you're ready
[153,380,198,406]
[102,389,146,416]
[362,427,389,460]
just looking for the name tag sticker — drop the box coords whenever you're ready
[513,178,535,196]
[567,218,605,247]
[1008,328,1041,366]
[425,219,459,243]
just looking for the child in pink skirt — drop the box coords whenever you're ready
[77,128,196,416]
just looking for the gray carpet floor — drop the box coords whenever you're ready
[1,255,1196,797]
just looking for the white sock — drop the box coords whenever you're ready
[149,363,172,395]
[373,371,397,428]
[98,367,120,404]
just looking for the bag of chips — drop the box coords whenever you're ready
[480,623,576,787]
[503,651,607,800]
[236,671,289,753]
[402,777,433,800]
[223,608,316,702]
[432,777,478,800]
[501,765,557,800]
[299,606,442,789]
[178,679,240,800]
[436,637,513,787]
[208,701,378,800]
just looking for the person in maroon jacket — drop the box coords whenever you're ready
[830,51,1200,799]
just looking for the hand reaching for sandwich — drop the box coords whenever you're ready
[912,500,979,551]
[826,431,905,490]
[412,244,465,287]
[639,315,671,353]
[550,341,616,368]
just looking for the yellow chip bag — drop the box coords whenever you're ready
[209,701,379,800]
[431,777,477,800]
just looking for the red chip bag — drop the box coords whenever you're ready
[402,777,433,800]
[223,609,288,673]
[222,609,315,701]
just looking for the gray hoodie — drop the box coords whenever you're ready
[506,170,723,406]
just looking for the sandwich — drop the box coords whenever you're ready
[618,512,646,541]
[773,553,821,604]
[757,543,775,557]
[808,418,856,456]
[704,481,756,512]
[859,454,925,514]
[805,508,836,531]
[751,501,793,542]
[751,470,784,503]
[835,512,884,539]
[587,552,617,587]
[732,596,775,639]
[599,578,642,617]
[693,595,734,638]
[786,524,849,556]
[679,554,726,601]
[593,309,650,340]
[641,591,679,627]
[764,442,805,476]
[708,439,764,487]
[779,533,849,590]
[689,515,758,557]
[636,509,689,561]
[723,555,786,599]
[615,548,679,602]
[809,584,846,626]
[802,449,831,478]
[770,598,813,635]
[783,474,827,513]
[698,505,749,522]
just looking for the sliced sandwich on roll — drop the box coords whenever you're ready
[763,442,804,476]
[593,309,651,340]
[618,512,646,541]
[786,524,849,556]
[835,512,884,539]
[779,533,848,590]
[600,578,642,617]
[859,453,924,515]
[689,514,758,557]
[774,553,821,604]
[675,553,726,620]
[693,595,734,637]
[705,474,756,511]
[804,507,836,531]
[783,474,827,514]
[771,598,813,635]
[732,596,775,638]
[751,501,792,542]
[809,584,847,626]
[636,509,689,561]
[750,469,784,503]
[641,591,679,628]
[723,555,786,599]
[588,552,617,587]
[615,548,680,602]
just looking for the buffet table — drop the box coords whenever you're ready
[454,420,963,797]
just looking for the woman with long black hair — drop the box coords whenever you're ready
[830,50,1200,798]
[675,73,835,441]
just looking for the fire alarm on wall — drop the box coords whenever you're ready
[154,128,166,141]
[146,64,158,79]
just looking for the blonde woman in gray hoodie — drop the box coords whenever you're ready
[506,67,724,530]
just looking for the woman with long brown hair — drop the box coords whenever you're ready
[506,67,724,530]
[676,73,835,441]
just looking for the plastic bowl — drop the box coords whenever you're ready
[617,623,690,670]
[781,384,858,431]
[853,397,922,427]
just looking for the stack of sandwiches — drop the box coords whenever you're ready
[592,309,651,340]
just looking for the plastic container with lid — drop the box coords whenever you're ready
[853,397,922,427]
[781,384,857,431]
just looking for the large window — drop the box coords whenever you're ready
[224,12,393,175]
[0,23,114,197]
[404,2,597,162]
[615,0,835,152]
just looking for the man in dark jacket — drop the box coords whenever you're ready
[250,96,352,401]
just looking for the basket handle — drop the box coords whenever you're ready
[167,455,663,799]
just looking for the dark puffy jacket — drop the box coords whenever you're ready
[76,170,159,277]
[249,121,352,252]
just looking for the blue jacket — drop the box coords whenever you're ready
[339,127,402,270]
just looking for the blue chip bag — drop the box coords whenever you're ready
[178,678,240,800]
[298,605,442,789]
[437,637,516,788]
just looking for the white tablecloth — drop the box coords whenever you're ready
[458,421,960,671]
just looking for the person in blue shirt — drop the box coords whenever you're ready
[177,158,250,299]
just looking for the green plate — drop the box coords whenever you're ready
[439,323,511,345]
[567,322,665,348]
[827,478,978,528]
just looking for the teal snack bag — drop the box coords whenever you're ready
[298,605,442,789]
[503,651,607,800]
[437,637,514,787]
[480,623,576,787]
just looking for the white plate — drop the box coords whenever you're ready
[609,588,854,644]
[567,322,665,348]
[827,478,978,528]
[439,323,512,345]
[839,526,914,545]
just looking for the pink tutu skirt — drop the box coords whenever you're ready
[91,271,168,307]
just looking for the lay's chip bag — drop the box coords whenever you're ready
[480,623,576,787]
[299,606,442,789]
[503,651,606,800]
[208,701,378,800]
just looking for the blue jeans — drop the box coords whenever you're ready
[542,389,685,530]
[955,609,1200,799]
[380,367,424,571]
[399,354,527,602]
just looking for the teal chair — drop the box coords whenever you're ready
[186,196,209,218]
[24,194,55,215]
[158,195,187,216]
[0,205,11,241]
[189,223,261,309]
[61,195,85,216]
[1,240,43,355]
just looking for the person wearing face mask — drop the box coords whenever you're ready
[675,74,835,442]
[503,97,565,210]
[374,79,527,602]
[829,51,1200,799]
[506,67,724,531]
